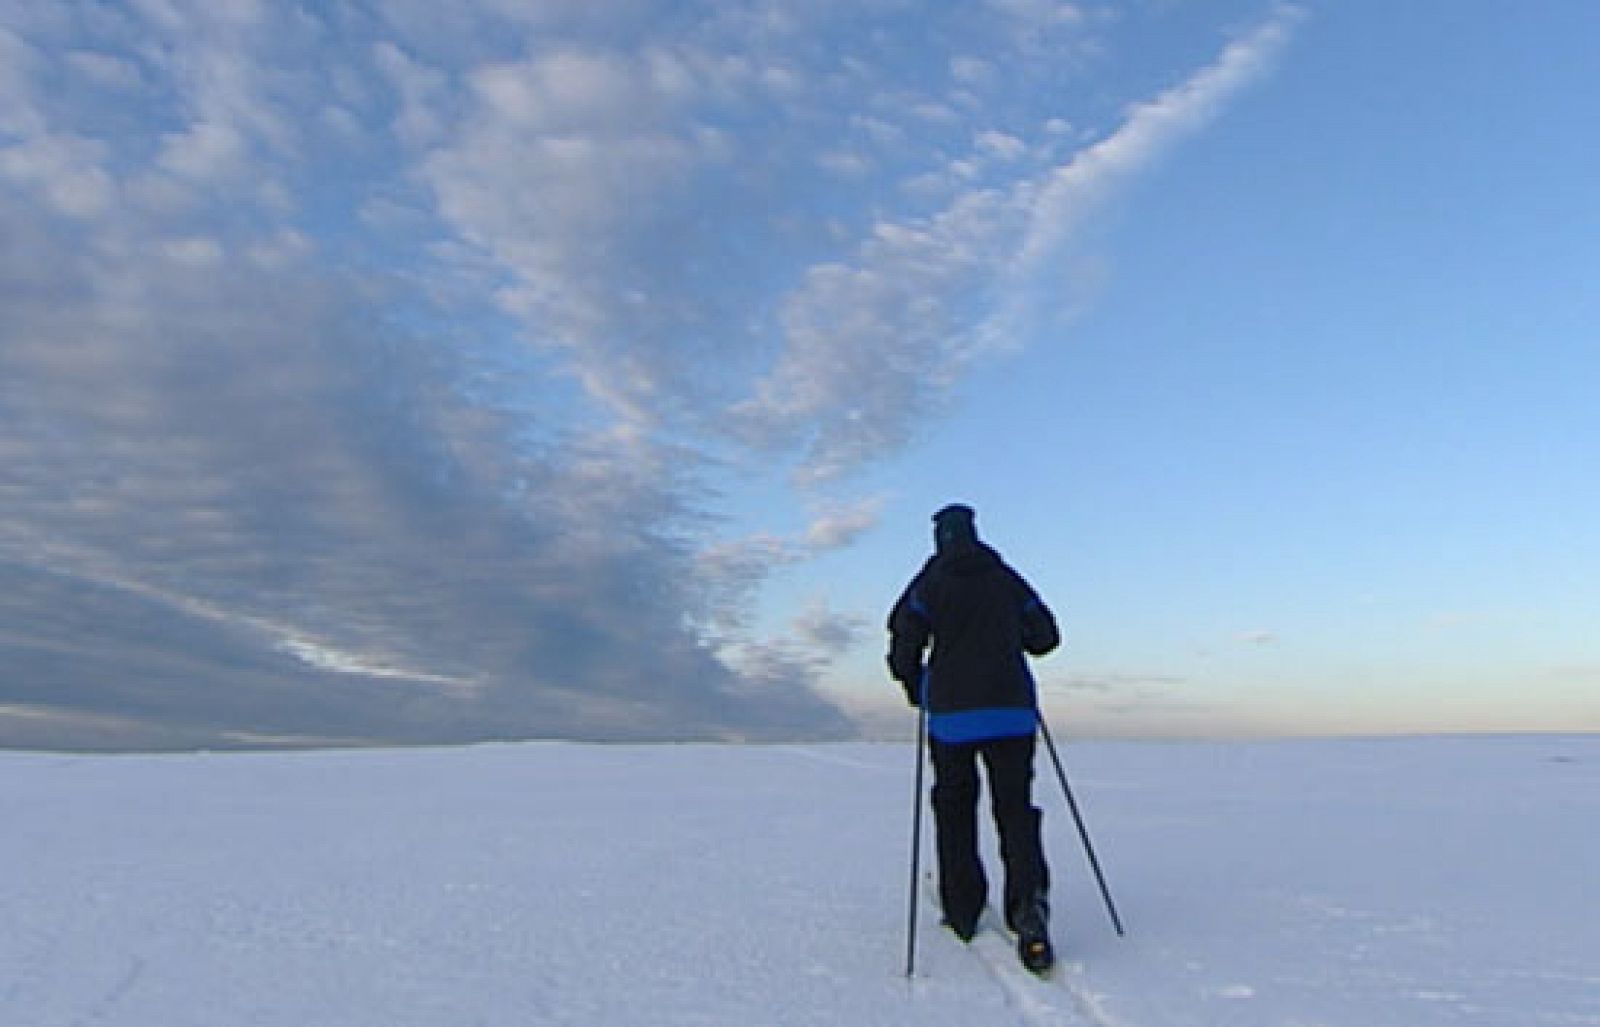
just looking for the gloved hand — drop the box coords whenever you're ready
[886,654,924,707]
[902,665,928,703]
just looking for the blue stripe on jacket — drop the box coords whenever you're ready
[928,706,1037,743]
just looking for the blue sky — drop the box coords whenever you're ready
[3,1,1596,747]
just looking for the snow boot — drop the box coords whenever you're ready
[1009,895,1054,974]
[940,911,978,943]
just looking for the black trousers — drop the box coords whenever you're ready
[930,732,1050,932]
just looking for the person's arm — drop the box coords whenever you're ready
[887,576,932,705]
[1015,574,1060,657]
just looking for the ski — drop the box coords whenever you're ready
[921,875,1087,1026]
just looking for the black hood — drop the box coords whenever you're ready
[937,542,1001,576]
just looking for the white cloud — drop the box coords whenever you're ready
[694,534,805,636]
[976,129,1028,161]
[415,43,723,430]
[730,185,1028,482]
[372,41,452,150]
[1,135,115,217]
[950,56,994,85]
[158,119,248,180]
[910,100,962,124]
[985,0,1083,27]
[727,6,1303,484]
[791,600,868,655]
[245,228,313,268]
[690,497,882,645]
[0,27,45,136]
[818,149,872,176]
[849,113,905,148]
[718,598,868,696]
[160,236,225,265]
[473,51,632,129]
[805,497,885,551]
[65,50,145,89]
[1013,6,1304,276]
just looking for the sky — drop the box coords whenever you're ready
[3,0,1597,749]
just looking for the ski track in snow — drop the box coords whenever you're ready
[921,874,1095,1027]
[70,957,145,1027]
[967,927,1083,1027]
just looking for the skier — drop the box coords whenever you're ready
[888,503,1061,973]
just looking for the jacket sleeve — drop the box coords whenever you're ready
[886,574,932,688]
[1015,575,1060,657]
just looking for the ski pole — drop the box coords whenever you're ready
[905,700,928,977]
[1037,712,1126,937]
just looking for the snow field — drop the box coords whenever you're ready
[3,735,1596,1025]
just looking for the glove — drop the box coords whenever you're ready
[887,654,924,707]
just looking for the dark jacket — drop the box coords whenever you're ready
[888,541,1059,742]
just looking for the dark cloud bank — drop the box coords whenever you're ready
[0,194,851,749]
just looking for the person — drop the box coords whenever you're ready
[887,503,1061,972]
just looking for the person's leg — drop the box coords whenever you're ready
[980,733,1050,930]
[929,737,987,939]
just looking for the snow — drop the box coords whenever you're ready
[4,735,1596,1026]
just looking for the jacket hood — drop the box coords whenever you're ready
[937,542,1002,576]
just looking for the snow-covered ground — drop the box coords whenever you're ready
[4,735,1596,1026]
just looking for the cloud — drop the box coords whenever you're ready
[791,602,869,655]
[1,0,1300,748]
[1042,672,1187,695]
[0,131,115,217]
[372,41,453,149]
[0,182,846,744]
[976,129,1029,161]
[804,497,885,551]
[729,188,1030,482]
[985,0,1083,27]
[950,56,994,86]
[691,498,884,640]
[730,4,1304,482]
[1035,670,1235,738]
[0,25,44,136]
[719,599,869,708]
[414,43,737,430]
[1012,6,1304,277]
[65,49,144,90]
[694,534,806,637]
